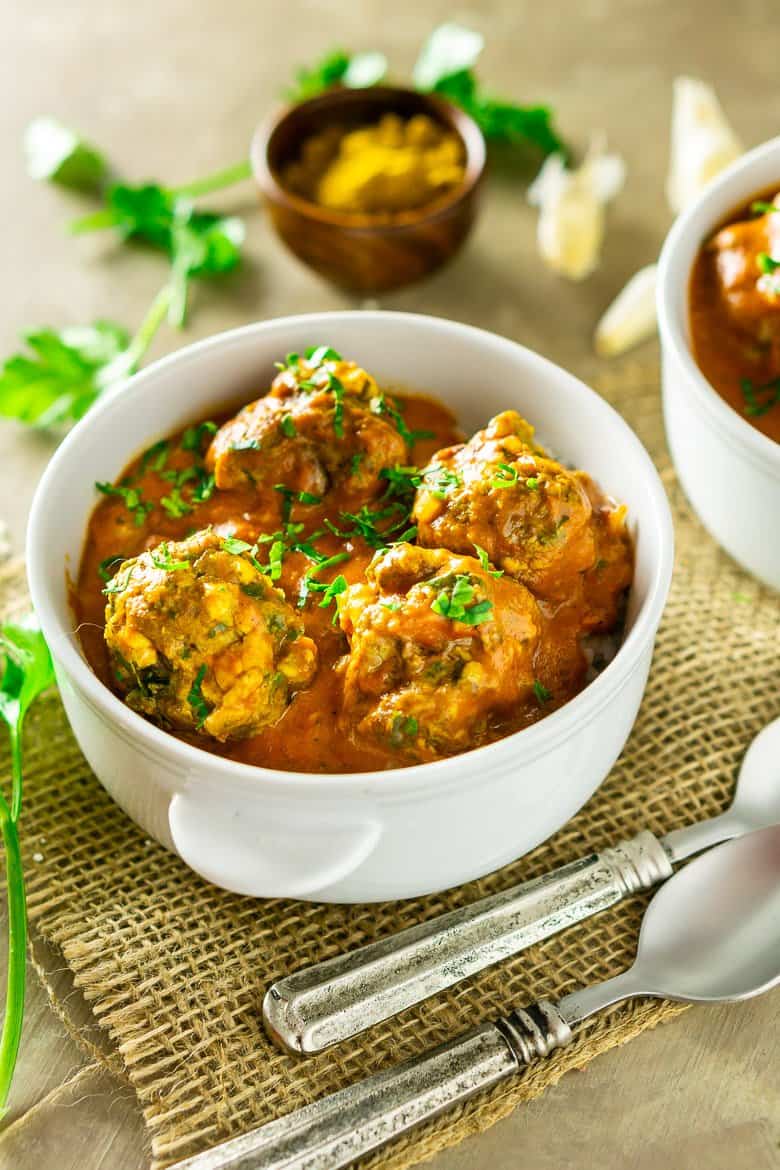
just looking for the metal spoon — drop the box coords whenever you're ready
[176,823,780,1170]
[264,717,780,1056]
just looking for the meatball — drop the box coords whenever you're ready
[206,353,407,502]
[412,411,598,602]
[707,200,780,345]
[103,529,317,741]
[337,544,542,761]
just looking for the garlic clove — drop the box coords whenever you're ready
[528,137,626,282]
[666,77,743,215]
[593,263,658,357]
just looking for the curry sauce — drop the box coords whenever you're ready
[75,355,633,773]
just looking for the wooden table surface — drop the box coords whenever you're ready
[0,1,778,1167]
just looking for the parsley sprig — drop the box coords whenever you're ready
[0,284,171,429]
[287,49,387,101]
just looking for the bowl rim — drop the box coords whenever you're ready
[657,134,780,473]
[250,84,487,232]
[27,310,674,796]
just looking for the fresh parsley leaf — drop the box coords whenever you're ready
[298,553,351,607]
[186,664,211,728]
[757,252,780,275]
[414,23,564,157]
[0,284,171,429]
[430,574,493,625]
[491,462,519,488]
[221,535,255,555]
[305,345,343,365]
[473,543,503,577]
[533,679,552,705]
[71,184,245,327]
[740,376,780,418]
[371,393,435,445]
[182,420,218,453]
[274,485,322,521]
[0,613,55,1113]
[279,413,297,438]
[160,487,192,518]
[24,116,108,192]
[150,543,190,571]
[318,573,348,621]
[140,439,169,473]
[97,554,126,582]
[96,481,153,526]
[287,50,387,102]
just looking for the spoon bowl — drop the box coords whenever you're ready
[636,823,780,1001]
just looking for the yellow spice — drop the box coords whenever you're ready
[283,113,465,215]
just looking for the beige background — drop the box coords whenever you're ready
[0,1,778,1167]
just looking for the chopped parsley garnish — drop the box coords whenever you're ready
[160,487,193,518]
[380,465,422,501]
[491,462,519,488]
[382,599,402,612]
[274,351,301,372]
[191,466,216,502]
[752,201,779,215]
[140,439,169,472]
[150,543,190,571]
[371,393,435,446]
[181,420,218,453]
[187,664,211,728]
[525,476,540,490]
[316,574,349,621]
[757,252,780,275]
[306,345,342,365]
[390,714,419,747]
[274,484,322,522]
[740,376,780,418]
[240,582,267,599]
[221,535,255,555]
[425,466,461,499]
[298,553,351,608]
[327,502,416,550]
[97,554,125,582]
[430,575,493,625]
[95,481,153,526]
[473,544,503,578]
[279,413,297,438]
[533,680,552,705]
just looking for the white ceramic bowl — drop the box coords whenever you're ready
[658,136,780,590]
[27,312,673,903]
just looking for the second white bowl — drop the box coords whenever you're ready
[658,136,780,590]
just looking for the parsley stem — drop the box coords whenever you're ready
[123,284,174,371]
[69,207,120,234]
[0,794,26,1117]
[8,726,22,824]
[169,159,252,200]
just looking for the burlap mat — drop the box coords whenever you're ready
[1,352,778,1169]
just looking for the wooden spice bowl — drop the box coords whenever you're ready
[251,86,487,293]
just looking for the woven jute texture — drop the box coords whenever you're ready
[2,354,779,1169]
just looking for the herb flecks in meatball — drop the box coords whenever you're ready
[206,349,408,504]
[412,411,600,602]
[103,529,317,741]
[337,544,541,760]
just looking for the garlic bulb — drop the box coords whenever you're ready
[666,77,743,215]
[527,136,626,281]
[594,264,658,357]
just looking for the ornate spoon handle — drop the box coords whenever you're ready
[175,1003,574,1170]
[263,831,671,1055]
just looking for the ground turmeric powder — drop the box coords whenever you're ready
[282,113,465,215]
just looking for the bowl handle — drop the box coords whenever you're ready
[168,788,382,899]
